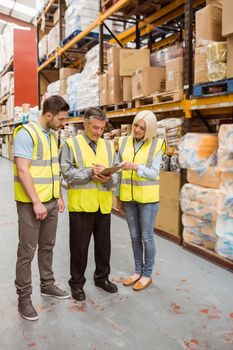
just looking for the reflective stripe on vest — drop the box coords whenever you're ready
[119,136,165,203]
[14,122,60,203]
[66,134,114,213]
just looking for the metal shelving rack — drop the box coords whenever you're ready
[35,0,233,271]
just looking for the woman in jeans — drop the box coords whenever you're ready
[117,110,165,291]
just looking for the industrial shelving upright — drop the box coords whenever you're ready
[35,0,233,271]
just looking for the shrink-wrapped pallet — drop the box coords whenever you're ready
[182,214,217,246]
[218,124,233,172]
[183,228,203,245]
[180,183,218,221]
[218,124,233,152]
[178,133,218,173]
[187,167,221,189]
[206,42,227,63]
[218,172,233,217]
[206,42,227,81]
[215,214,233,260]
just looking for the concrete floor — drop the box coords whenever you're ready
[0,156,233,350]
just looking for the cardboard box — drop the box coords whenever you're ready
[222,0,233,37]
[99,73,109,106]
[59,68,79,80]
[227,37,233,78]
[122,76,132,101]
[194,47,208,84]
[195,5,224,47]
[132,67,165,99]
[99,73,108,91]
[166,57,183,91]
[108,75,123,104]
[100,90,109,106]
[206,0,223,7]
[107,46,121,64]
[119,49,150,76]
[60,79,67,96]
[187,168,221,189]
[155,171,182,237]
[108,61,119,76]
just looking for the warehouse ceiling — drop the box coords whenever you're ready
[0,0,37,29]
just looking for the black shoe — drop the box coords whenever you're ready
[95,279,118,293]
[71,288,86,301]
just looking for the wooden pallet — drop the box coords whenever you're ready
[102,0,118,13]
[120,0,169,17]
[102,100,135,112]
[153,89,183,103]
[193,78,233,97]
[134,89,183,107]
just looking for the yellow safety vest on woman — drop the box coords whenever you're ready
[118,136,165,203]
[14,122,60,203]
[65,134,115,214]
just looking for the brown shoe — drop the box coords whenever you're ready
[122,276,141,286]
[133,277,152,291]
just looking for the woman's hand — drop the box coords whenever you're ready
[121,161,138,171]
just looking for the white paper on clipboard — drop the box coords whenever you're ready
[99,165,122,176]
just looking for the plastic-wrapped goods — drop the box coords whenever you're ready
[187,167,221,189]
[206,42,227,63]
[67,45,103,111]
[64,0,98,38]
[158,118,183,147]
[218,124,233,152]
[38,35,48,60]
[47,25,60,56]
[215,214,233,260]
[0,36,7,73]
[218,149,233,172]
[182,214,217,240]
[218,172,233,217]
[178,133,218,173]
[183,228,203,245]
[150,43,183,67]
[47,80,60,96]
[3,26,14,65]
[160,154,170,171]
[207,61,227,81]
[0,72,14,98]
[170,155,181,173]
[170,155,181,172]
[180,183,218,221]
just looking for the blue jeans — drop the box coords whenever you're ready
[123,201,159,278]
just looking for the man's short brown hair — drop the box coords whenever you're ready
[42,95,70,116]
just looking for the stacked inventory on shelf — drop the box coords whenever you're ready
[20,0,231,269]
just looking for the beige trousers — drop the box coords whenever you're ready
[15,199,58,299]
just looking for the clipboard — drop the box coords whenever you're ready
[99,165,122,176]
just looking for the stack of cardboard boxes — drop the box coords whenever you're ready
[194,1,224,84]
[222,0,233,78]
[100,46,166,106]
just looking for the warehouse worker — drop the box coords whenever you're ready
[59,107,118,301]
[14,95,70,321]
[116,110,165,291]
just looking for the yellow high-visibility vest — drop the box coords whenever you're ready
[118,136,165,203]
[65,134,115,214]
[14,122,60,203]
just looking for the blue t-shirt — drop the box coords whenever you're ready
[14,126,51,160]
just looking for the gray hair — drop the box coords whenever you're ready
[84,107,107,122]
[132,110,157,141]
